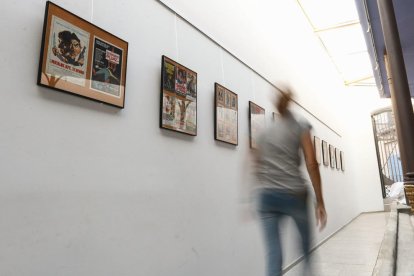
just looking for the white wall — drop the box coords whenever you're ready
[0,0,383,275]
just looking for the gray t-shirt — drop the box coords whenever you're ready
[255,111,312,193]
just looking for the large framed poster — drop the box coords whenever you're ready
[335,148,341,170]
[214,83,238,145]
[160,56,197,136]
[329,144,336,168]
[37,1,128,108]
[314,136,321,165]
[322,140,329,166]
[249,101,265,149]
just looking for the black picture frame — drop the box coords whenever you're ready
[160,55,197,136]
[248,101,265,149]
[335,148,341,170]
[322,140,329,166]
[214,83,238,145]
[329,144,336,168]
[37,1,128,108]
[314,136,321,165]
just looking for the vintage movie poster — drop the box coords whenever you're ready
[184,101,197,133]
[250,103,265,149]
[162,93,176,127]
[174,98,196,132]
[175,67,187,96]
[163,61,175,92]
[329,145,336,168]
[217,86,225,105]
[160,56,197,135]
[186,71,197,101]
[90,36,123,97]
[46,15,90,86]
[215,85,238,145]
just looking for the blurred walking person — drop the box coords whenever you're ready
[252,88,327,276]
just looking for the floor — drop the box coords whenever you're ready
[284,212,389,276]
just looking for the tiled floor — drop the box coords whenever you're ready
[284,212,389,276]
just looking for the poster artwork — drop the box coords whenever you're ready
[160,56,197,136]
[186,71,197,100]
[250,103,265,149]
[46,15,89,86]
[174,99,196,132]
[91,37,123,97]
[215,84,238,145]
[175,67,187,96]
[163,61,175,92]
[162,94,176,127]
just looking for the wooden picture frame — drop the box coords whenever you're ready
[160,55,197,136]
[249,101,265,149]
[335,148,341,170]
[313,136,321,165]
[214,83,238,145]
[329,144,336,168]
[37,1,128,108]
[322,140,329,166]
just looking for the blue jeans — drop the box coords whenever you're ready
[257,189,311,276]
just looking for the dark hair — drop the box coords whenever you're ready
[70,33,80,44]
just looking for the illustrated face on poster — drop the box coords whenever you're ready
[46,15,90,86]
[90,37,123,97]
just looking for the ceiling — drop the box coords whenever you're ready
[354,0,414,98]
[297,0,375,87]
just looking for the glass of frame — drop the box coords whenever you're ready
[249,101,265,149]
[160,56,197,136]
[322,140,329,166]
[37,1,128,108]
[214,83,238,145]
[329,144,336,168]
[335,148,341,170]
[313,136,321,165]
[340,151,345,171]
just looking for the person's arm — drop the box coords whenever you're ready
[301,130,327,231]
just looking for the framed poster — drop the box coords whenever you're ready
[37,1,128,108]
[214,83,238,145]
[340,151,345,171]
[160,56,197,136]
[329,144,336,168]
[313,136,321,165]
[249,101,265,149]
[322,140,329,166]
[335,148,341,170]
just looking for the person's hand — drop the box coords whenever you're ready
[315,203,327,231]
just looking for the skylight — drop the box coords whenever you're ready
[297,0,375,86]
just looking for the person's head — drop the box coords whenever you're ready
[276,88,293,116]
[58,30,72,55]
[69,33,81,57]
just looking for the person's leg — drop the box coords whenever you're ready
[260,212,283,276]
[290,195,312,275]
[258,190,284,276]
